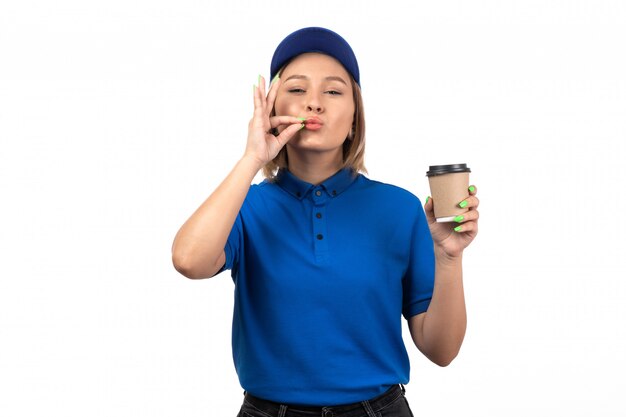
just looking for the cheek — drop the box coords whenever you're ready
[344,109,355,125]
[338,106,355,129]
[274,94,297,116]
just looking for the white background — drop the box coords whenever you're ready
[1,0,625,415]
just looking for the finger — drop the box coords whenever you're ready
[259,75,266,104]
[269,115,306,128]
[453,220,477,234]
[457,195,480,210]
[266,77,281,117]
[452,209,479,224]
[253,84,263,115]
[274,123,304,147]
[468,185,477,195]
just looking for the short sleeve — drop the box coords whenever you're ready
[213,210,243,277]
[402,202,435,320]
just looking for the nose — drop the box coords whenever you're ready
[305,90,323,113]
[307,103,322,113]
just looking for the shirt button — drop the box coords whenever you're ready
[332,190,337,196]
[316,234,324,240]
[315,190,322,197]
[316,212,322,219]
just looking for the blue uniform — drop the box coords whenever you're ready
[218,167,435,406]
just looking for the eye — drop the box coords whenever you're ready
[287,88,305,93]
[326,90,342,95]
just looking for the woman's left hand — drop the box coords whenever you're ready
[424,185,480,259]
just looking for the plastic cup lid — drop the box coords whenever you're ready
[426,163,471,177]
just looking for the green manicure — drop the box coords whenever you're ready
[297,117,307,121]
[469,186,475,193]
[454,225,462,232]
[299,124,305,130]
[459,200,468,208]
[271,74,280,85]
[425,196,430,205]
[454,215,464,223]
[258,74,262,87]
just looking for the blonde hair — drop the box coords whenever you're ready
[262,72,367,180]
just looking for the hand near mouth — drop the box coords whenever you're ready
[244,75,305,167]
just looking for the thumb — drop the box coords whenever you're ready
[274,122,304,147]
[423,196,436,224]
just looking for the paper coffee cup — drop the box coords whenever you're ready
[426,164,471,222]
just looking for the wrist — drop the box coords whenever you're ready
[434,245,463,266]
[239,154,265,173]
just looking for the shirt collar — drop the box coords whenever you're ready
[275,167,359,200]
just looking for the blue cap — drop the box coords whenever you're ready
[270,27,360,87]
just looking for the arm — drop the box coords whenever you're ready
[408,251,466,367]
[409,187,479,366]
[171,156,262,279]
[171,75,303,279]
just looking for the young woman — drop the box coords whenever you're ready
[172,27,480,417]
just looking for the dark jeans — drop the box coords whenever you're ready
[237,384,415,417]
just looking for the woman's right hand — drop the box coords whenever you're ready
[243,75,304,167]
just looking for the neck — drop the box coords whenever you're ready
[286,148,344,185]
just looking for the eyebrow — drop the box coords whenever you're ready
[284,74,348,86]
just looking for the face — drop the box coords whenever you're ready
[274,53,355,156]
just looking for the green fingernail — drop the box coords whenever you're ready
[297,117,306,121]
[459,200,468,208]
[468,186,475,193]
[425,196,430,204]
[271,74,280,84]
[454,215,464,223]
[299,124,305,130]
[258,74,262,86]
[454,225,462,232]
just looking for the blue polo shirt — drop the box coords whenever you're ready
[218,167,435,406]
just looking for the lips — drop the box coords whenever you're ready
[304,117,323,131]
